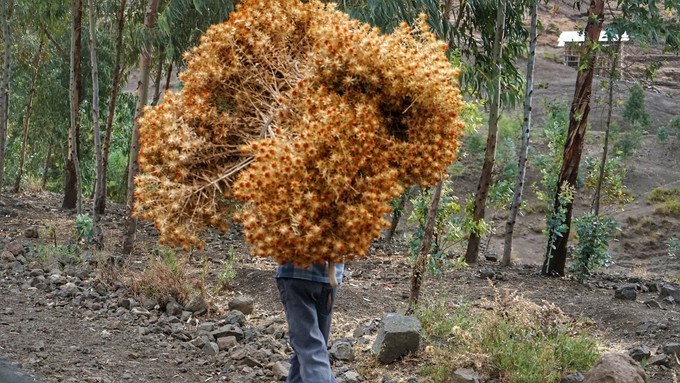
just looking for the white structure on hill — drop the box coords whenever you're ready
[557,31,629,75]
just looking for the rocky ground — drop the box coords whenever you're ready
[0,192,679,383]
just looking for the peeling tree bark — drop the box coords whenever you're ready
[543,0,605,276]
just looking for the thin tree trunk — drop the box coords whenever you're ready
[543,0,605,276]
[122,0,160,255]
[151,48,164,106]
[0,0,12,195]
[88,0,104,248]
[64,0,83,211]
[465,0,506,264]
[385,190,409,242]
[14,37,45,193]
[163,62,173,93]
[502,0,537,266]
[592,39,622,216]
[41,143,52,190]
[407,178,444,314]
[97,0,127,215]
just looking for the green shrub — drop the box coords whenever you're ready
[407,182,482,274]
[416,293,599,383]
[622,83,651,129]
[669,115,680,137]
[657,126,669,142]
[569,214,619,282]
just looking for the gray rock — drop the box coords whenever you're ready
[583,353,645,383]
[211,325,244,341]
[330,340,354,361]
[185,295,207,313]
[199,321,215,332]
[560,372,585,383]
[217,336,238,351]
[166,299,183,316]
[1,251,15,263]
[343,371,360,383]
[24,227,39,239]
[131,307,151,317]
[180,310,192,322]
[225,310,246,326]
[646,354,670,367]
[372,314,421,364]
[663,296,675,304]
[452,368,481,383]
[272,361,290,381]
[660,285,680,302]
[4,240,24,256]
[628,345,650,361]
[646,282,659,293]
[229,296,255,315]
[59,282,79,297]
[118,298,135,310]
[659,343,680,356]
[190,337,207,349]
[614,285,637,300]
[203,342,219,356]
[29,269,43,277]
[643,299,662,309]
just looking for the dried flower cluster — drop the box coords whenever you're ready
[135,0,464,266]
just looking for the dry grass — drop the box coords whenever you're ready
[126,247,201,307]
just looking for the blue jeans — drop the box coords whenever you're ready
[277,278,337,383]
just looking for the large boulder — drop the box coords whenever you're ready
[371,314,421,364]
[583,353,646,383]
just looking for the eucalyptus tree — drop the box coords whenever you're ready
[122,0,160,255]
[0,0,12,194]
[13,36,46,193]
[121,0,234,253]
[87,0,104,247]
[67,0,84,213]
[543,0,680,276]
[339,1,528,265]
[97,0,131,215]
[502,0,538,266]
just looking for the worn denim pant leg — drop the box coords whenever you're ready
[277,278,337,383]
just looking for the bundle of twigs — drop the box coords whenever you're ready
[135,0,464,267]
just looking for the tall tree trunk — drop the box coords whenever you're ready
[122,0,160,255]
[543,0,605,276]
[97,0,127,215]
[408,178,444,314]
[41,143,52,190]
[64,0,83,211]
[592,39,622,216]
[14,37,45,193]
[465,0,506,264]
[502,0,537,266]
[0,0,12,195]
[88,0,104,248]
